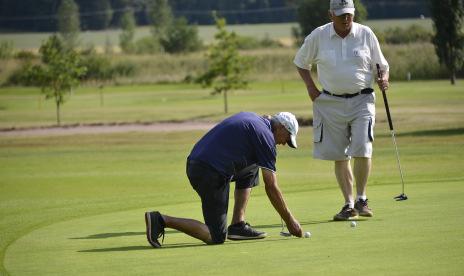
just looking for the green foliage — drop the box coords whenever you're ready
[147,0,173,39]
[79,0,113,30]
[57,0,81,50]
[80,54,113,81]
[79,53,137,83]
[196,15,252,113]
[0,41,14,59]
[14,50,37,60]
[134,37,163,54]
[235,34,282,50]
[377,24,432,44]
[5,62,37,86]
[26,35,87,124]
[160,18,203,53]
[119,8,136,54]
[430,0,464,84]
[111,61,137,77]
[294,0,367,42]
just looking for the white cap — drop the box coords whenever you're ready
[330,0,355,16]
[273,112,299,148]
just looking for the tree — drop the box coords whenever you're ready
[196,14,252,114]
[27,35,87,125]
[57,0,80,50]
[147,0,173,40]
[430,0,464,85]
[77,0,113,30]
[160,17,202,53]
[119,7,136,53]
[293,0,367,43]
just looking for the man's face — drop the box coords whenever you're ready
[274,125,291,146]
[331,12,354,33]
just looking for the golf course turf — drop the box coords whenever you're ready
[1,80,463,275]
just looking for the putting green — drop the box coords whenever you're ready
[5,181,463,275]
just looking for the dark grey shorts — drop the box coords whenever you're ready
[186,159,259,244]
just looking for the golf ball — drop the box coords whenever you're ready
[304,231,311,238]
[350,221,357,227]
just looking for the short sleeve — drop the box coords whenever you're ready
[250,126,277,172]
[294,31,318,70]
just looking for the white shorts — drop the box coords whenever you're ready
[312,92,376,161]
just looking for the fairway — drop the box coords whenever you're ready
[1,80,464,275]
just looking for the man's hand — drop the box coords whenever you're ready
[286,217,303,237]
[377,76,389,91]
[308,88,321,102]
[262,169,303,237]
[296,67,320,102]
[376,66,390,91]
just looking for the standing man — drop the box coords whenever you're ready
[294,0,389,221]
[145,112,303,248]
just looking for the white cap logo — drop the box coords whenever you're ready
[330,0,355,16]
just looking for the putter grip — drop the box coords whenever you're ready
[376,64,394,131]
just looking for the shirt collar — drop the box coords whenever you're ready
[330,22,358,38]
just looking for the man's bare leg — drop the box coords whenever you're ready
[162,215,213,244]
[335,160,354,206]
[231,188,251,224]
[353,157,371,199]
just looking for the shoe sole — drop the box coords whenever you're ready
[333,215,359,221]
[358,212,373,217]
[145,212,161,248]
[227,233,267,240]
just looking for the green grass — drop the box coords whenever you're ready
[0,19,434,50]
[0,80,463,130]
[1,80,464,275]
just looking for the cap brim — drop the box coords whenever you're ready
[333,8,355,16]
[287,135,297,149]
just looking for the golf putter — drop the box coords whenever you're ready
[376,64,408,201]
[280,218,291,237]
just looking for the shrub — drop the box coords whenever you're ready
[160,17,203,53]
[382,24,432,44]
[0,41,14,59]
[80,54,113,81]
[111,61,137,77]
[5,63,36,86]
[14,50,36,60]
[135,37,162,54]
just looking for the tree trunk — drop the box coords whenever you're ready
[56,100,61,126]
[224,90,228,114]
[450,71,456,85]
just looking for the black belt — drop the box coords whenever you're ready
[322,88,374,98]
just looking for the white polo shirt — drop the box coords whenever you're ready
[294,22,389,94]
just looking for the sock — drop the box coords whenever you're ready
[346,201,354,208]
[356,195,367,202]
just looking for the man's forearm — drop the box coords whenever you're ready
[262,170,291,222]
[296,66,320,101]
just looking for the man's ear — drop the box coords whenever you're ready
[328,10,333,20]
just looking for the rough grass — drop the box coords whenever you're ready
[0,19,434,50]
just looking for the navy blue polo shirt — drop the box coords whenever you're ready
[188,112,277,177]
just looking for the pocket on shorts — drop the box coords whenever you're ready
[368,117,374,142]
[313,120,323,143]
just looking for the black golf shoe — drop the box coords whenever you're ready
[355,199,373,217]
[227,221,267,240]
[145,211,166,248]
[333,204,359,221]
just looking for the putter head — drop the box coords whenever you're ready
[280,231,291,237]
[394,193,408,201]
